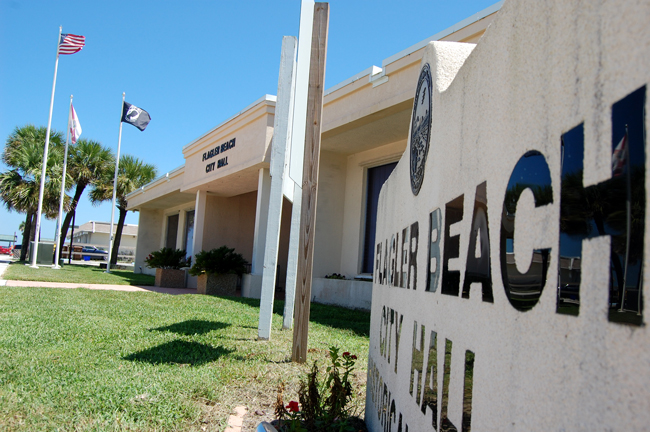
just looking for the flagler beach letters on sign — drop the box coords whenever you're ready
[202,138,235,173]
[365,0,650,431]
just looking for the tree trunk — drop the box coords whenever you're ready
[20,212,34,261]
[30,216,38,243]
[111,206,127,265]
[59,182,87,254]
[26,212,38,260]
[68,210,76,264]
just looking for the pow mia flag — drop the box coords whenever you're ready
[122,102,151,131]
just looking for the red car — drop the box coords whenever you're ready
[0,245,12,254]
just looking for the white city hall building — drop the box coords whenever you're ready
[126,3,500,309]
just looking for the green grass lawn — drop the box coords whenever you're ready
[3,262,155,286]
[0,287,370,431]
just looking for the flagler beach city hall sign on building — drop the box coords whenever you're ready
[365,0,650,431]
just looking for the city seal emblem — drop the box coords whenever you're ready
[410,63,432,195]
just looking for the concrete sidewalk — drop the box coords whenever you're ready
[0,257,195,294]
[3,279,197,295]
[0,257,10,286]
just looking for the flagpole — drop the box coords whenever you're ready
[30,26,63,268]
[619,125,631,312]
[639,111,646,315]
[53,95,73,269]
[106,92,125,273]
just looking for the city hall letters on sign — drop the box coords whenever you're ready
[366,0,650,431]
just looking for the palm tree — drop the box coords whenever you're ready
[90,155,157,264]
[1,125,66,261]
[57,138,114,254]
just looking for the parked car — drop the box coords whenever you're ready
[81,246,108,261]
[0,245,12,254]
[558,283,580,305]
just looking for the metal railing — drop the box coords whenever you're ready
[61,243,136,262]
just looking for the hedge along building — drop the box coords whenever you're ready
[125,2,502,300]
[366,0,649,430]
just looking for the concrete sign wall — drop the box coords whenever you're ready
[366,0,650,430]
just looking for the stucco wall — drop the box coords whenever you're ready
[112,234,137,250]
[312,150,347,277]
[201,192,257,263]
[127,167,185,210]
[311,278,372,310]
[340,140,406,277]
[367,0,650,430]
[182,102,274,194]
[323,56,419,135]
[134,208,164,276]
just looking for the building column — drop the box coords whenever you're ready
[186,190,208,289]
[176,210,186,252]
[251,167,271,274]
[134,208,164,276]
[192,190,208,259]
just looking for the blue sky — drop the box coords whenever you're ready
[0,0,499,243]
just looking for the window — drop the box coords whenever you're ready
[362,162,397,273]
[166,214,179,249]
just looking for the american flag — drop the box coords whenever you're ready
[612,132,628,177]
[58,34,85,55]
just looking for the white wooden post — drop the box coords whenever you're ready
[257,36,298,341]
[291,2,329,364]
[288,0,315,186]
[283,181,302,329]
[282,0,315,330]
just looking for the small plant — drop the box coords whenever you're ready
[324,273,347,280]
[275,347,360,432]
[188,245,248,277]
[144,247,188,269]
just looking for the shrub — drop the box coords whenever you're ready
[275,347,360,432]
[144,247,188,269]
[188,245,248,277]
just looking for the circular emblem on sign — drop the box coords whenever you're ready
[410,63,432,196]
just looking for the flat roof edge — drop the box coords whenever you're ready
[325,65,379,96]
[81,221,138,226]
[181,94,277,153]
[380,1,503,68]
[126,163,186,199]
[324,1,503,96]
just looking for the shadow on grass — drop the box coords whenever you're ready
[224,297,371,338]
[87,266,156,286]
[123,340,234,366]
[151,320,231,335]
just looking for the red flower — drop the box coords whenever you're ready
[350,355,357,360]
[343,352,350,357]
[286,401,299,413]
